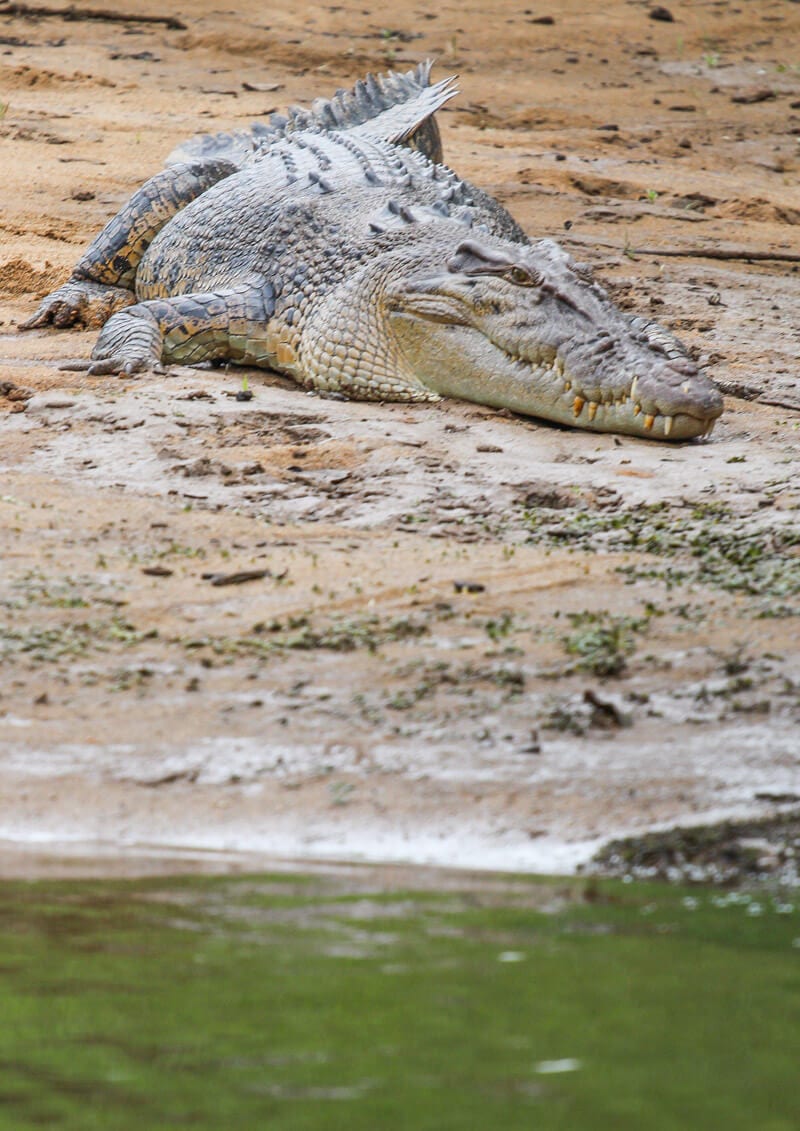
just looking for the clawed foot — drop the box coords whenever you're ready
[59,356,166,376]
[57,306,165,376]
[20,279,136,331]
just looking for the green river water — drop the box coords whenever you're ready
[1,869,797,1129]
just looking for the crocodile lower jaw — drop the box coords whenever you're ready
[562,384,718,439]
[569,395,717,439]
[507,354,719,439]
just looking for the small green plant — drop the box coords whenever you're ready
[561,610,650,677]
[645,189,658,203]
[524,500,800,609]
[703,52,720,67]
[329,781,355,806]
[485,611,515,642]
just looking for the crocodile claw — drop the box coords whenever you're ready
[20,280,136,331]
[20,295,78,330]
[80,307,165,376]
[59,356,165,376]
[90,356,165,376]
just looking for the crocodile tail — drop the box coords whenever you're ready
[349,65,456,163]
[304,62,456,134]
[282,61,456,163]
[164,128,259,169]
[164,63,456,170]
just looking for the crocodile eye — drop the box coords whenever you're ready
[507,266,538,286]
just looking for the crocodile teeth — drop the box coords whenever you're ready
[644,413,655,431]
[588,401,598,422]
[573,396,585,417]
[564,380,572,392]
[663,415,673,437]
[633,403,642,417]
[630,375,639,400]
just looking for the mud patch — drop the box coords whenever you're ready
[716,198,800,226]
[0,62,114,89]
[0,255,63,299]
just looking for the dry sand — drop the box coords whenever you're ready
[1,0,798,878]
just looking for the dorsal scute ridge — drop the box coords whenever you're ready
[365,191,479,240]
[294,130,470,207]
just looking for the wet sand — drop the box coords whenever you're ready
[1,0,799,877]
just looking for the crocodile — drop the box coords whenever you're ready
[21,63,723,441]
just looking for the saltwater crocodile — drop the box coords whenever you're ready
[21,63,723,441]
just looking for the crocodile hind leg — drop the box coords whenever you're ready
[78,287,273,375]
[21,159,237,331]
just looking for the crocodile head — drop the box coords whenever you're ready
[383,236,724,440]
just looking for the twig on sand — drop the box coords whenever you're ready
[0,2,186,30]
[201,569,274,587]
[632,247,800,264]
[565,235,800,264]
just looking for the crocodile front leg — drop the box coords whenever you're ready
[21,160,237,331]
[78,287,272,375]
